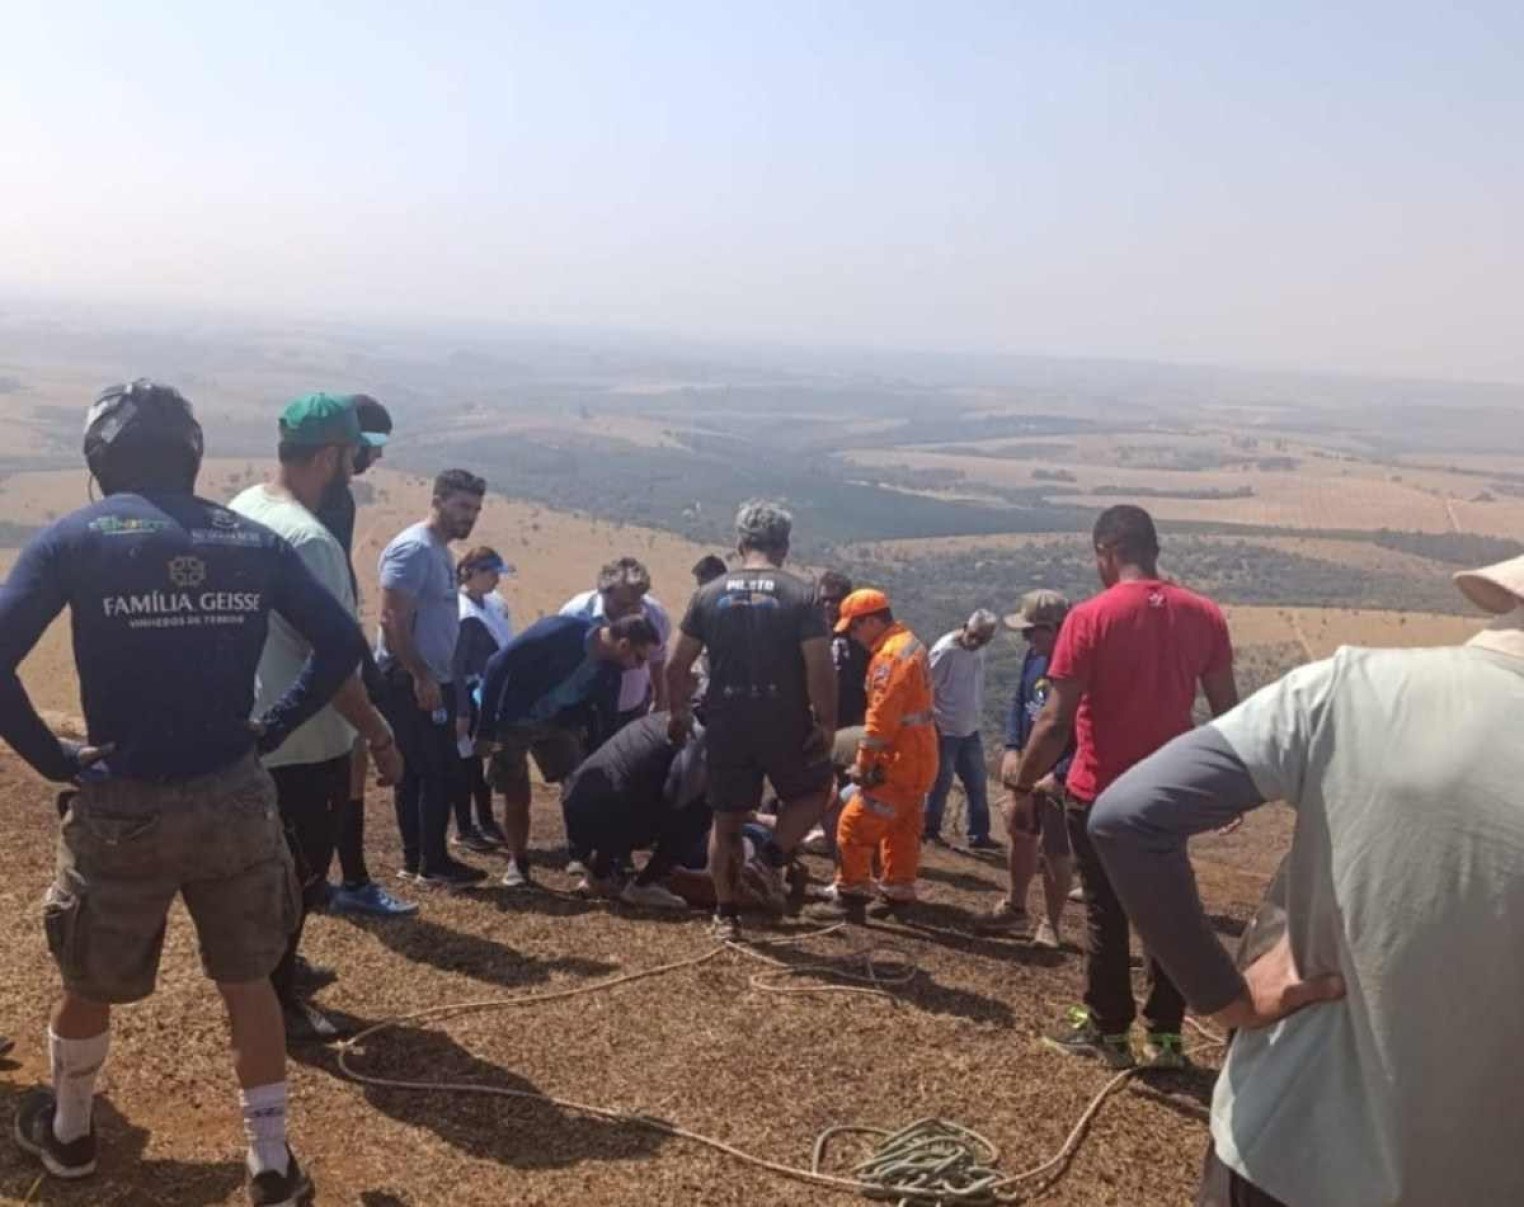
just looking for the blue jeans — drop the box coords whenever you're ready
[924,730,991,841]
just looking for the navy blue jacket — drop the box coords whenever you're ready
[1005,647,1074,780]
[475,614,619,747]
[0,491,365,782]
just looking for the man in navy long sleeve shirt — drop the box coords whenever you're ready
[1,381,362,1205]
[474,612,659,884]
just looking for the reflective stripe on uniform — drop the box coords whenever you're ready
[860,735,891,751]
[900,709,934,726]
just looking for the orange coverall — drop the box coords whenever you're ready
[835,622,939,900]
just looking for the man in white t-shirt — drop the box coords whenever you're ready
[560,557,670,730]
[1090,553,1524,1207]
[924,609,999,848]
[230,394,403,1045]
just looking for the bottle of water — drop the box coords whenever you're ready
[431,706,449,727]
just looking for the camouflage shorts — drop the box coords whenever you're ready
[44,752,299,1004]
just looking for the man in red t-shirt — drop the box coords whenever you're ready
[1007,505,1238,1069]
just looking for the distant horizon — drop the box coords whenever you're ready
[6,286,1524,399]
[5,4,1522,386]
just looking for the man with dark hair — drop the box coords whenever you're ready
[475,612,660,885]
[1010,505,1238,1070]
[1,380,364,1203]
[376,469,487,887]
[818,570,869,728]
[818,589,938,920]
[561,556,671,726]
[312,396,418,919]
[665,500,838,941]
[1093,554,1524,1207]
[692,555,727,587]
[561,713,710,911]
[230,395,404,1044]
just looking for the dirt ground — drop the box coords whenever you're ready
[0,751,1291,1207]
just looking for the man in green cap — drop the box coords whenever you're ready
[230,394,405,1044]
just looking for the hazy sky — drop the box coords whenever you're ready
[4,2,1522,382]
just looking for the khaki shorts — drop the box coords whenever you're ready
[44,752,299,1004]
[1005,787,1072,861]
[488,724,586,791]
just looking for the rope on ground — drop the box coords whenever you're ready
[335,924,1209,1203]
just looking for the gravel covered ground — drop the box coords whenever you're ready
[0,753,1289,1206]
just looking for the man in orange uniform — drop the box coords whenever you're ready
[819,589,938,921]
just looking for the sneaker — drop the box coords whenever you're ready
[329,882,419,917]
[565,859,588,878]
[1032,919,1062,950]
[983,897,1034,937]
[396,867,420,883]
[576,873,622,900]
[966,835,1002,852]
[1041,1008,1134,1069]
[13,1088,96,1180]
[866,896,915,921]
[1143,1033,1187,1070]
[419,860,487,888]
[501,860,532,889]
[808,893,869,924]
[292,956,337,992]
[923,832,948,847]
[799,826,830,855]
[478,821,509,847]
[282,999,341,1045]
[710,912,742,942]
[739,862,788,914]
[620,881,689,911]
[452,826,498,855]
[248,1145,313,1207]
[1068,884,1085,903]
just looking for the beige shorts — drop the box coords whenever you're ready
[44,752,299,1004]
[489,724,586,790]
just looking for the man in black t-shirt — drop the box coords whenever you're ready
[560,713,709,911]
[666,500,838,941]
[817,570,869,728]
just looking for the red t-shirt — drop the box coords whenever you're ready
[1048,580,1233,803]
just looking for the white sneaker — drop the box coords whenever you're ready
[710,913,742,943]
[565,859,588,878]
[1068,884,1085,902]
[800,826,830,855]
[1032,919,1062,950]
[620,881,689,911]
[501,861,529,889]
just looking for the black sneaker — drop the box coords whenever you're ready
[452,826,498,855]
[248,1146,314,1206]
[13,1088,97,1179]
[282,999,341,1045]
[419,859,487,888]
[966,835,1002,852]
[807,894,869,924]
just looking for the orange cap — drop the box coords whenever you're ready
[834,587,891,633]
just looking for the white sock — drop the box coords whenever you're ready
[48,1029,107,1144]
[240,1082,290,1175]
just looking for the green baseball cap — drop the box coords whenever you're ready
[278,393,385,448]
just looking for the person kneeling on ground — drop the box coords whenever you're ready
[816,589,938,923]
[0,381,365,1204]
[475,612,660,886]
[560,712,711,910]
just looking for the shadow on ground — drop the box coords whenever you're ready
[0,1083,245,1206]
[293,1024,669,1173]
[334,913,617,989]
